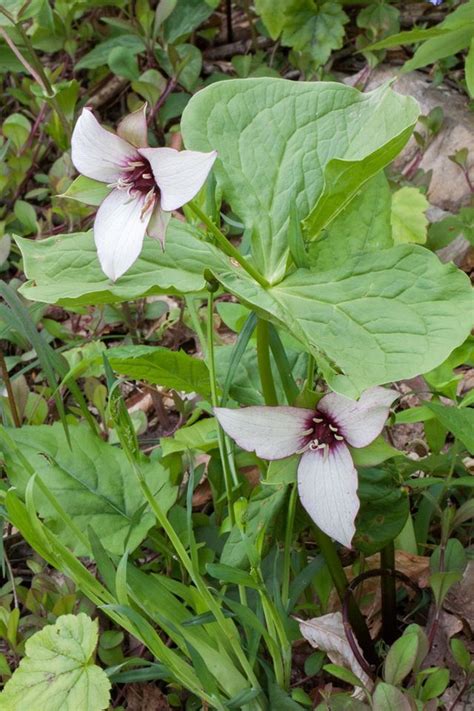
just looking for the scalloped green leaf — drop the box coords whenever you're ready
[0,614,110,711]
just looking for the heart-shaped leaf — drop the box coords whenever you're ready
[0,614,110,711]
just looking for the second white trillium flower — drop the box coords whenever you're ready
[215,387,398,548]
[71,106,217,281]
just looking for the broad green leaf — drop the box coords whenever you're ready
[2,424,177,556]
[430,571,462,607]
[60,176,112,206]
[431,539,466,574]
[354,468,409,555]
[450,638,471,671]
[13,200,37,233]
[181,78,419,282]
[308,173,393,271]
[425,402,474,453]
[0,0,44,25]
[108,45,140,80]
[391,187,428,244]
[420,668,449,701]
[466,39,474,99]
[280,0,348,68]
[156,43,202,92]
[373,682,412,711]
[15,220,229,306]
[163,0,219,43]
[0,614,110,711]
[76,35,146,70]
[350,436,401,468]
[366,28,452,52]
[213,244,473,397]
[323,663,366,689]
[384,633,418,685]
[108,345,211,398]
[221,484,288,569]
[255,0,287,38]
[161,418,218,456]
[404,26,474,73]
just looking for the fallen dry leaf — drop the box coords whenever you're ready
[444,560,474,633]
[299,612,373,695]
[125,682,171,711]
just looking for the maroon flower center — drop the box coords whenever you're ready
[119,156,158,197]
[301,409,344,454]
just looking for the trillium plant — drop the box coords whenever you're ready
[215,387,398,548]
[7,74,472,710]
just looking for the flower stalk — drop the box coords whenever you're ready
[207,290,236,524]
[380,540,398,644]
[187,201,270,289]
[313,525,377,665]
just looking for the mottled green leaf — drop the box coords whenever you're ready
[15,220,229,306]
[213,244,473,397]
[182,78,419,282]
[2,424,176,556]
[308,173,393,271]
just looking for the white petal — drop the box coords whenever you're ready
[297,444,359,548]
[214,406,313,460]
[139,147,217,211]
[117,103,148,147]
[318,387,398,449]
[93,188,154,281]
[147,205,171,247]
[71,108,138,183]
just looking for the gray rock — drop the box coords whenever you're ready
[345,66,474,212]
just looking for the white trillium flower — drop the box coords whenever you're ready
[71,105,217,281]
[215,386,398,548]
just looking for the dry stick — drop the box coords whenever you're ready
[225,0,233,43]
[0,352,21,428]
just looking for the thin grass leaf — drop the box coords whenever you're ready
[268,325,300,404]
[220,312,257,406]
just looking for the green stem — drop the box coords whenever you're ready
[207,291,235,524]
[282,484,298,610]
[381,541,397,644]
[187,201,269,289]
[313,525,377,665]
[256,319,278,406]
[0,352,21,427]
